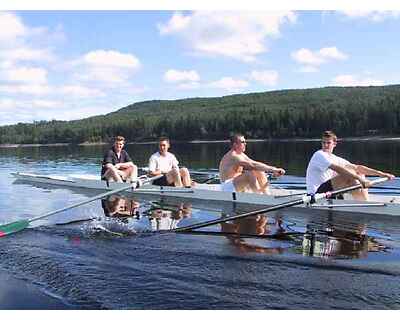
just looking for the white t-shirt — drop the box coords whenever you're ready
[148,151,179,173]
[306,150,350,194]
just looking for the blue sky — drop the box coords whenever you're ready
[1,6,400,125]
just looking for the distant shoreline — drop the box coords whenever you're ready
[1,136,400,148]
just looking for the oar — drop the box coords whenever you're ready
[0,175,161,237]
[172,177,389,233]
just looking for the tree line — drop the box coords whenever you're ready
[1,85,400,144]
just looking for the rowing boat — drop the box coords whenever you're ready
[11,172,400,216]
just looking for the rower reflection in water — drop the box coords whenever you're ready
[148,203,192,231]
[101,195,140,218]
[220,214,290,254]
[302,219,385,259]
[221,214,269,236]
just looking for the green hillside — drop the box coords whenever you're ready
[1,85,400,144]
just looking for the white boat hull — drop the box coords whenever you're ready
[12,172,400,217]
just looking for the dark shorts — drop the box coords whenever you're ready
[316,179,343,199]
[152,174,175,187]
[316,180,334,193]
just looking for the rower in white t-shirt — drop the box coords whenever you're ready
[306,131,394,200]
[148,137,194,187]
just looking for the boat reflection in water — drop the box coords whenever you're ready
[302,218,386,259]
[98,196,387,259]
[148,203,192,231]
[100,195,193,231]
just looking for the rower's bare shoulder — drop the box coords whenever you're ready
[227,152,244,164]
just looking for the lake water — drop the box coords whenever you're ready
[1,140,400,310]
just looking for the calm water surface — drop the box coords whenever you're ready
[0,141,400,309]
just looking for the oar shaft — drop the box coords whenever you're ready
[173,197,307,232]
[28,184,133,223]
[326,177,388,198]
[29,175,161,223]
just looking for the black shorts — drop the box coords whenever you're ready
[152,174,175,187]
[316,180,334,193]
[316,179,343,199]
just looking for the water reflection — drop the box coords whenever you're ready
[302,218,386,259]
[148,203,192,231]
[220,214,292,255]
[101,195,140,218]
[221,214,285,236]
[101,195,194,231]
[98,194,389,259]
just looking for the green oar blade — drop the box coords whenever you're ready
[0,220,30,237]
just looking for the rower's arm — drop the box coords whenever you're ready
[115,161,134,169]
[149,169,163,176]
[238,159,285,176]
[353,165,395,180]
[329,163,371,188]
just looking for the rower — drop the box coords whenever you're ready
[148,137,194,187]
[306,130,395,201]
[218,133,285,194]
[101,136,138,183]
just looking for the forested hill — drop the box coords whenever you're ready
[1,85,400,144]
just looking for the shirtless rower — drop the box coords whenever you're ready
[219,134,285,194]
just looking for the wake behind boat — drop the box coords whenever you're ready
[11,172,400,217]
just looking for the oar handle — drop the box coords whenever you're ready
[313,176,389,202]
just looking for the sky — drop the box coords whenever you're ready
[1,2,400,125]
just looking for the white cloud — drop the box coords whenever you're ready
[0,12,27,43]
[83,50,140,69]
[0,98,17,110]
[31,99,60,108]
[59,85,105,98]
[164,69,200,83]
[292,46,348,72]
[209,76,249,91]
[0,66,48,84]
[159,11,297,62]
[291,48,324,66]
[332,74,385,87]
[0,47,53,62]
[72,50,141,85]
[250,70,278,86]
[158,12,191,35]
[340,10,400,22]
[318,47,347,60]
[298,66,319,73]
[177,82,201,90]
[74,67,130,84]
[0,14,140,125]
[0,96,118,125]
[0,84,51,95]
